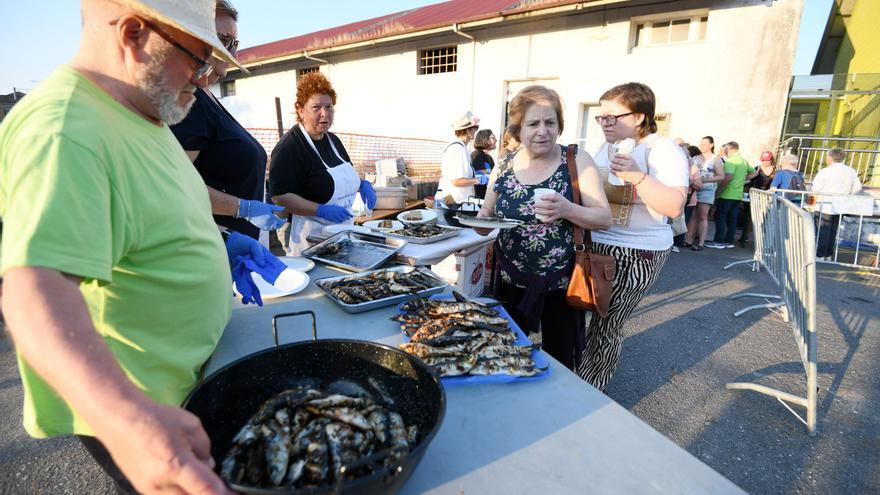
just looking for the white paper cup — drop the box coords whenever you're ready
[533,188,556,222]
[608,144,625,186]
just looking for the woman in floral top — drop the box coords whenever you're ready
[476,86,611,370]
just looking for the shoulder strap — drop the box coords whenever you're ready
[565,144,591,251]
[444,141,466,152]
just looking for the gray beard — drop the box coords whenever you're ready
[135,45,196,125]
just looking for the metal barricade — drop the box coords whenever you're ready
[777,135,879,184]
[725,190,819,434]
[774,189,879,273]
[724,189,785,316]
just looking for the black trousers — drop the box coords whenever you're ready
[495,281,584,370]
[713,198,741,244]
[816,213,841,258]
[78,435,139,495]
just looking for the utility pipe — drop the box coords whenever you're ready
[452,23,477,110]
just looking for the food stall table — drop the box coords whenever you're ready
[206,265,744,495]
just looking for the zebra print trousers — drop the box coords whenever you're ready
[576,242,671,391]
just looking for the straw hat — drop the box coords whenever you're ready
[113,0,247,72]
[452,111,480,131]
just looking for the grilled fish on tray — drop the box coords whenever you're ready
[388,223,448,238]
[317,269,443,305]
[220,387,417,489]
[395,293,547,378]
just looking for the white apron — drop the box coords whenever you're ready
[286,124,361,255]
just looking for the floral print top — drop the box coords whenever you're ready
[493,145,574,289]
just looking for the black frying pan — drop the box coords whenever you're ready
[183,311,446,495]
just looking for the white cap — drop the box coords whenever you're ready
[113,0,248,73]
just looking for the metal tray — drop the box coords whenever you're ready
[314,266,448,313]
[383,224,463,244]
[302,231,407,272]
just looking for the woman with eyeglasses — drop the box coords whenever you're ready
[576,82,689,391]
[171,0,285,240]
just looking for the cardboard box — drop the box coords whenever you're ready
[431,244,488,298]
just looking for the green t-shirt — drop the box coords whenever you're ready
[0,66,232,438]
[718,153,753,200]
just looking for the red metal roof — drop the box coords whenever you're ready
[238,0,587,64]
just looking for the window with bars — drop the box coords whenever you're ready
[418,46,457,75]
[632,14,708,49]
[220,80,236,97]
[298,67,320,77]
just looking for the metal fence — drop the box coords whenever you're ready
[775,189,879,273]
[725,190,818,435]
[247,128,446,181]
[777,136,880,185]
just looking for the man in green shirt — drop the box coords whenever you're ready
[707,141,757,248]
[0,1,267,493]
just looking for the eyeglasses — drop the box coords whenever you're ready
[144,21,214,80]
[595,112,634,126]
[218,33,239,52]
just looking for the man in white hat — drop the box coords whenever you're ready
[0,1,257,493]
[435,111,487,205]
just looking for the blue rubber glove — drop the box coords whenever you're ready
[231,256,263,306]
[359,180,377,210]
[316,204,353,223]
[225,231,268,268]
[477,174,490,185]
[236,254,287,285]
[237,199,287,230]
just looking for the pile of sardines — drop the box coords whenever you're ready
[389,223,451,238]
[221,387,417,489]
[394,293,546,377]
[318,269,443,304]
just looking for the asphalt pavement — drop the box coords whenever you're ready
[0,243,877,494]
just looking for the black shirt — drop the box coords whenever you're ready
[470,149,495,199]
[170,88,267,239]
[268,125,352,206]
[749,167,775,191]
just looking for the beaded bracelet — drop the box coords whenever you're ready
[633,173,648,187]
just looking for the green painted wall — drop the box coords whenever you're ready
[832,0,880,75]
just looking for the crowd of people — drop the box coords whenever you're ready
[667,136,864,260]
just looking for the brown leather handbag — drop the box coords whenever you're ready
[564,144,615,317]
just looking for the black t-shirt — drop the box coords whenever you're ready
[749,167,775,191]
[470,149,495,199]
[470,149,495,173]
[268,125,352,206]
[170,88,267,239]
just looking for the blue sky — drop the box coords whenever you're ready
[0,0,834,95]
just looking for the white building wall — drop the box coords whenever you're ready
[223,0,802,162]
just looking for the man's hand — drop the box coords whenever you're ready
[95,400,233,495]
[224,231,268,267]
